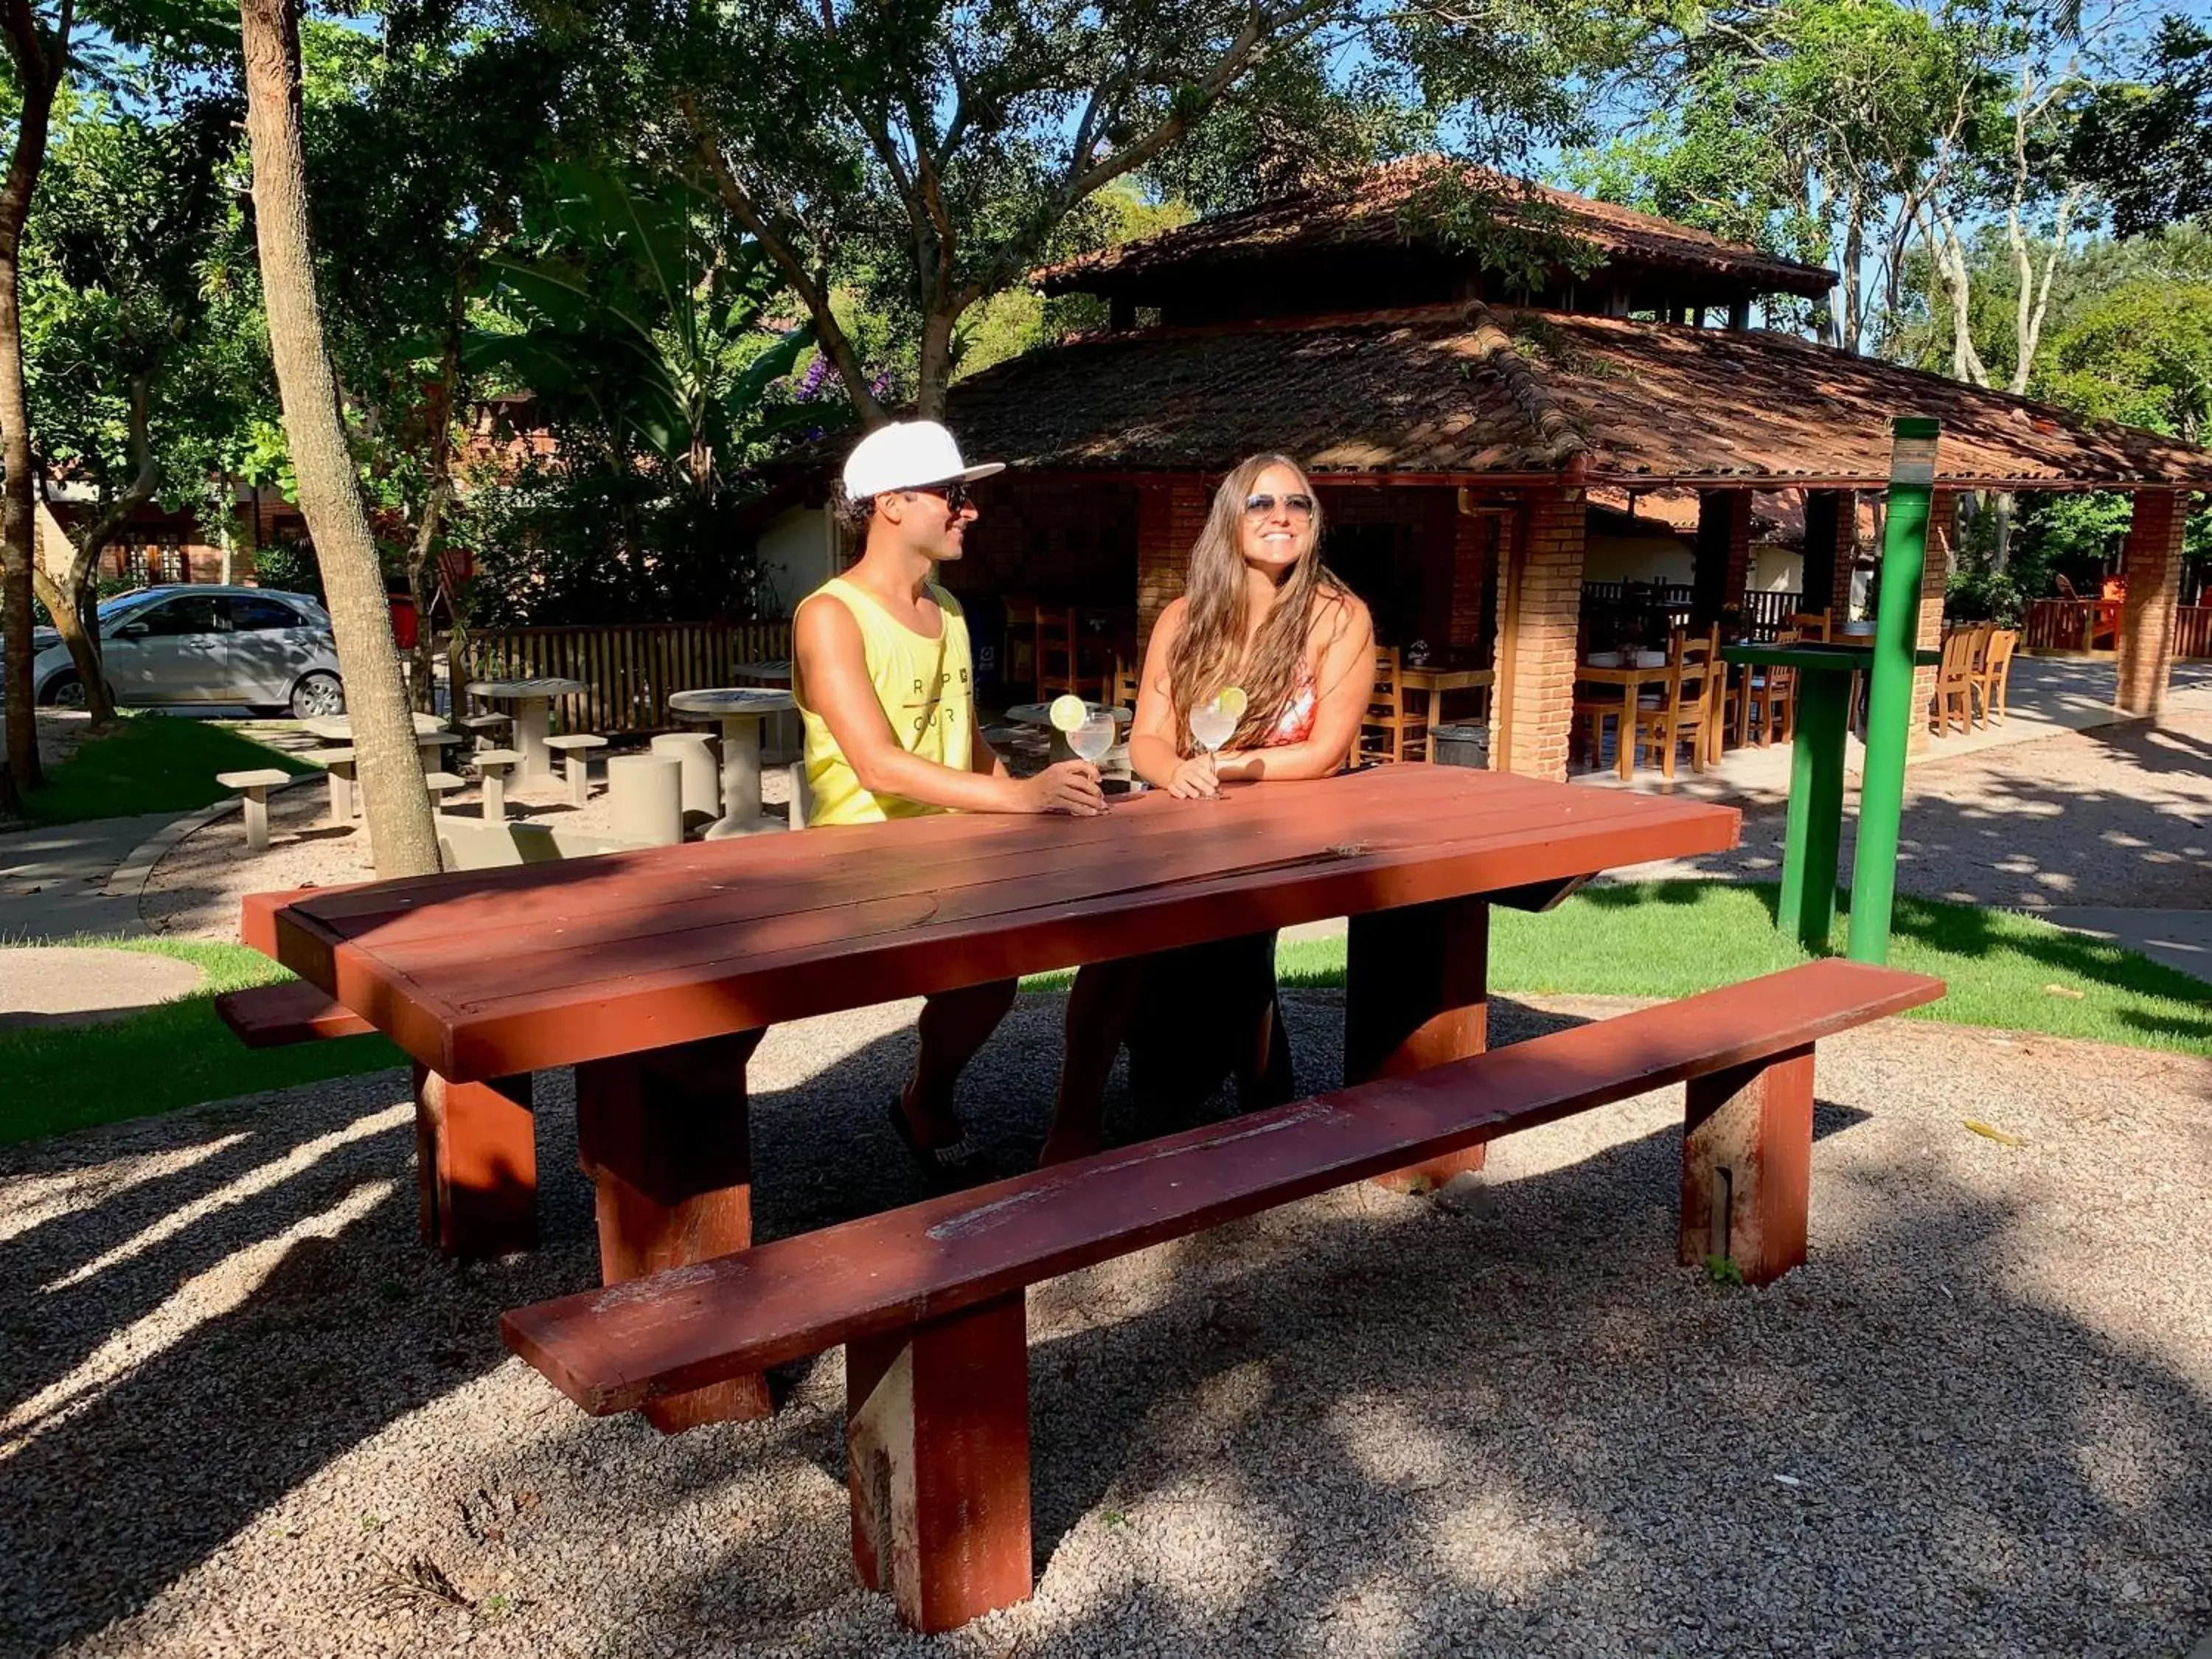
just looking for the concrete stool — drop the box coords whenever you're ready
[544,732,608,807]
[418,731,465,773]
[787,758,813,831]
[474,748,522,822]
[423,771,467,810]
[216,768,293,855]
[650,731,720,826]
[608,753,684,846]
[456,712,512,753]
[316,746,358,823]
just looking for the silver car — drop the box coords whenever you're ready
[29,585,347,718]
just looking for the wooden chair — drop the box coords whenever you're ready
[1634,627,1719,779]
[501,959,1942,1635]
[1929,626,1983,736]
[1972,627,2019,726]
[1107,653,1140,712]
[1786,609,1831,642]
[1728,628,1800,748]
[1359,647,1428,764]
[1034,606,1077,700]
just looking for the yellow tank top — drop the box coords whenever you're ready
[797,577,977,827]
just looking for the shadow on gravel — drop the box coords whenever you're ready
[6,992,2208,1657]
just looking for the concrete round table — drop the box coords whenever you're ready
[466,678,585,785]
[667,686,798,838]
[1005,701,1131,765]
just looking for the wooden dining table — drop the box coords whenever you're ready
[244,763,1737,1425]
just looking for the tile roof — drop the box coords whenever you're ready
[1032,158,1837,301]
[928,303,2212,489]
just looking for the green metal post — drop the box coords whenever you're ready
[1777,670,1849,951]
[1848,417,1940,963]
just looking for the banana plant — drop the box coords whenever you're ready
[465,163,814,497]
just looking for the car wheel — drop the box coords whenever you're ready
[41,672,85,710]
[289,672,346,720]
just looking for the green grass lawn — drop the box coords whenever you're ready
[10,882,2206,1147]
[1035,880,2212,1055]
[21,712,314,826]
[1,936,403,1144]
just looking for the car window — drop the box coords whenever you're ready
[229,596,302,632]
[135,595,229,637]
[97,592,160,623]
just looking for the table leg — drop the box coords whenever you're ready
[1346,897,1489,1191]
[703,714,772,840]
[513,698,553,784]
[575,1029,769,1430]
[1617,681,1637,780]
[1776,674,1849,951]
[412,1065,537,1259]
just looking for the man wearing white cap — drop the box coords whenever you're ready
[793,419,1104,1178]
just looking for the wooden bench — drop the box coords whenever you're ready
[215,978,375,1047]
[502,959,1941,1635]
[215,768,295,853]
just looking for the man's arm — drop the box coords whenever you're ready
[794,595,1102,815]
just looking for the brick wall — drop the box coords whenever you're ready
[1489,486,1585,780]
[1691,490,1752,624]
[1136,479,1213,644]
[1800,490,1856,624]
[1907,490,1957,752]
[1448,505,1499,654]
[2118,488,2185,718]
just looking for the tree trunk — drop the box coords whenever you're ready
[0,7,65,810]
[240,0,439,878]
[29,567,113,725]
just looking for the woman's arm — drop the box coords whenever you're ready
[1127,599,1225,798]
[1216,595,1375,782]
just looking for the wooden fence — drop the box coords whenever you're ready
[454,620,794,735]
[2022,598,2212,657]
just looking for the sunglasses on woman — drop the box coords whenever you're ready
[1244,493,1315,521]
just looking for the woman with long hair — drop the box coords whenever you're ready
[1129,452,1375,795]
[1038,454,1375,1164]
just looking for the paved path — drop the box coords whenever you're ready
[2034,908,2212,990]
[0,812,178,943]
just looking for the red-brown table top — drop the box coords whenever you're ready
[255,765,1738,1082]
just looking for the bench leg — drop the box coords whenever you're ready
[1679,1044,1815,1286]
[847,1291,1032,1634]
[326,769,353,824]
[412,1065,537,1259]
[574,1029,768,1431]
[482,771,506,822]
[240,788,271,854]
[565,754,589,807]
[1346,896,1490,1191]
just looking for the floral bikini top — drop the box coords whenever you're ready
[1258,660,1318,748]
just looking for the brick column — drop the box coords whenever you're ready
[1692,490,1753,626]
[2118,487,2186,719]
[1489,487,1586,780]
[1798,490,1856,623]
[1907,490,1956,753]
[1447,503,1499,654]
[1136,477,1211,649]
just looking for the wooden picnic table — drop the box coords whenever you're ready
[1397,661,1493,726]
[246,763,1736,1425]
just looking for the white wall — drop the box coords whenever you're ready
[754,504,837,618]
[1584,532,1693,586]
[1750,546,1805,593]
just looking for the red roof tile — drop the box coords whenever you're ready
[1032,159,1836,301]
[928,303,2212,489]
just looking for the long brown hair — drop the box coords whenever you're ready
[1166,454,1343,754]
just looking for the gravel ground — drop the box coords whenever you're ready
[5,991,2208,1658]
[1620,711,2212,910]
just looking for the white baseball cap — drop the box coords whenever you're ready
[841,420,1005,500]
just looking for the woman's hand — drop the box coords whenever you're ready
[1164,752,1220,799]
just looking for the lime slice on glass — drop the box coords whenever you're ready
[1215,686,1248,720]
[1048,693,1088,733]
